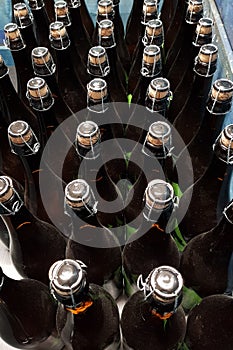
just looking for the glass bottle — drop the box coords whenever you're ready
[160,0,178,37]
[167,16,213,92]
[185,294,233,349]
[0,55,40,141]
[164,0,203,76]
[65,0,92,66]
[64,177,125,246]
[64,179,123,298]
[87,45,127,103]
[28,0,53,49]
[125,0,158,57]
[112,0,131,74]
[178,124,233,242]
[121,265,186,350]
[80,0,95,38]
[7,119,55,224]
[49,21,88,112]
[97,18,127,92]
[175,78,233,189]
[44,0,56,22]
[180,199,233,297]
[13,2,38,53]
[86,77,124,141]
[131,44,162,105]
[26,76,72,134]
[126,77,171,145]
[49,259,121,349]
[163,0,186,57]
[128,18,164,95]
[0,175,66,285]
[31,46,62,97]
[123,179,180,296]
[172,43,218,146]
[3,22,35,106]
[0,267,64,350]
[166,17,214,123]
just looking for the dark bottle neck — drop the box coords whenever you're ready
[30,7,51,47]
[144,201,175,232]
[104,47,127,102]
[10,48,35,102]
[210,212,233,250]
[20,24,38,52]
[66,204,101,228]
[69,6,91,42]
[204,151,232,183]
[1,196,36,229]
[133,75,154,105]
[0,73,39,132]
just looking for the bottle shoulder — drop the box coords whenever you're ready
[122,291,186,350]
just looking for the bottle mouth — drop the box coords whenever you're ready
[0,176,14,203]
[147,121,171,146]
[28,0,45,10]
[148,78,170,99]
[32,47,56,76]
[76,121,100,147]
[141,0,158,25]
[185,0,203,24]
[49,259,87,296]
[4,23,26,50]
[98,0,114,16]
[55,1,71,27]
[149,266,183,299]
[14,3,33,28]
[141,45,161,77]
[8,120,40,156]
[213,124,233,164]
[66,0,81,8]
[144,179,174,215]
[65,179,91,208]
[49,21,70,49]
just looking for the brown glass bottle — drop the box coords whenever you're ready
[49,21,87,112]
[0,268,64,350]
[0,55,40,140]
[180,199,233,297]
[185,294,233,350]
[64,175,125,239]
[123,179,180,296]
[31,46,62,97]
[87,45,127,103]
[13,2,38,54]
[163,0,186,57]
[65,0,92,66]
[126,78,171,145]
[131,44,162,105]
[112,0,131,73]
[160,0,178,37]
[164,0,203,76]
[167,16,213,93]
[97,18,127,92]
[44,0,56,22]
[172,43,218,147]
[166,17,214,123]
[175,78,233,189]
[28,0,53,49]
[0,175,66,285]
[80,0,95,38]
[128,18,164,95]
[177,124,233,242]
[4,23,35,106]
[49,259,121,349]
[125,0,158,57]
[64,180,123,298]
[121,266,186,350]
